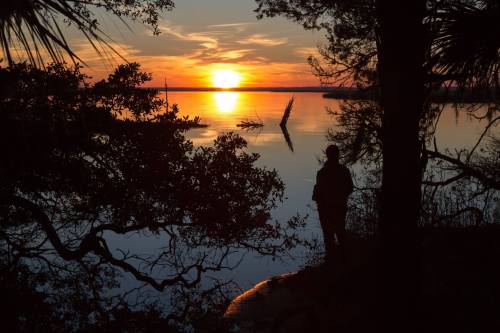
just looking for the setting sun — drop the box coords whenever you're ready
[212,70,242,89]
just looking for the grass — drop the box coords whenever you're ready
[237,120,264,129]
[237,110,264,130]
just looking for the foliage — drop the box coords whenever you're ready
[0,0,175,66]
[0,62,309,331]
[255,0,377,87]
[255,0,500,230]
[256,0,500,89]
[429,0,500,88]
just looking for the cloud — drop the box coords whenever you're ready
[207,22,254,33]
[159,23,219,49]
[237,34,288,47]
[51,37,321,88]
[211,49,255,60]
[294,47,319,58]
[54,19,322,88]
[207,22,254,28]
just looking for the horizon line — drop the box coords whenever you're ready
[147,86,347,92]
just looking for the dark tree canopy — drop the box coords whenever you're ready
[256,0,500,90]
[429,0,500,88]
[256,0,499,174]
[256,0,377,86]
[0,62,309,331]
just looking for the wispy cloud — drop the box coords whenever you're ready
[208,22,253,28]
[212,49,255,60]
[160,23,219,49]
[207,22,254,33]
[294,47,319,58]
[238,34,288,47]
[61,14,322,88]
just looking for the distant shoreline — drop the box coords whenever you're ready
[321,87,499,103]
[151,86,498,102]
[152,86,337,93]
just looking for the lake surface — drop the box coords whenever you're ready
[177,92,341,287]
[110,91,492,292]
[170,91,491,288]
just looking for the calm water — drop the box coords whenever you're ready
[112,91,491,290]
[172,91,490,287]
[177,92,342,286]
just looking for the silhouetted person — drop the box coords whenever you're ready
[313,145,353,263]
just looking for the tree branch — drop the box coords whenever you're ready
[425,150,500,190]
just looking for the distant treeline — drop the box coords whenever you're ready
[156,87,336,93]
[323,87,499,103]
[156,86,498,102]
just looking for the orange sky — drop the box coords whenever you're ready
[54,1,325,88]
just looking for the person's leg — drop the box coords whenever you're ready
[332,207,348,263]
[318,206,335,262]
[335,209,347,245]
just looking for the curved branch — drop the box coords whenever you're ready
[467,115,500,160]
[422,172,466,187]
[1,195,211,292]
[93,237,205,291]
[426,150,500,190]
[2,195,99,261]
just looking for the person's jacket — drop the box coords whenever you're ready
[312,161,353,207]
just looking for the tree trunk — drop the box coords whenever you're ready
[376,0,425,331]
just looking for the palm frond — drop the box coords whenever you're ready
[0,0,121,66]
[0,0,175,67]
[430,1,500,88]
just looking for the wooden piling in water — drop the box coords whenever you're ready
[280,96,294,127]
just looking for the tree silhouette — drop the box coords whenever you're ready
[255,0,499,330]
[0,62,310,331]
[429,0,500,89]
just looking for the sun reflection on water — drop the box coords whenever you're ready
[214,91,239,113]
